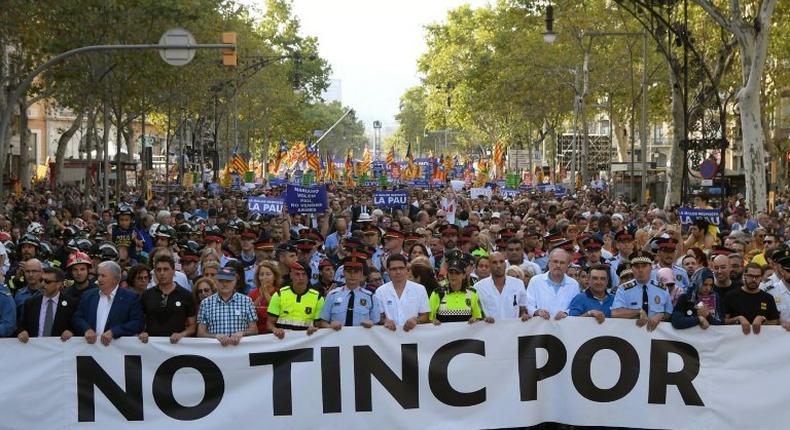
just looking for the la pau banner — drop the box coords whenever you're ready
[1,319,788,429]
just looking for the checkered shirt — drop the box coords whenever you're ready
[197,292,258,335]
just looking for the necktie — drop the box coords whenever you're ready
[43,298,54,337]
[345,290,355,326]
[641,285,649,314]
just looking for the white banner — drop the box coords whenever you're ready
[1,319,788,429]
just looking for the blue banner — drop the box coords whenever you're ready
[500,188,521,199]
[677,207,721,227]
[362,180,379,187]
[248,196,285,215]
[373,191,409,208]
[286,184,329,214]
[406,179,430,189]
[268,178,287,187]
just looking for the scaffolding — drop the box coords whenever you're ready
[557,134,612,177]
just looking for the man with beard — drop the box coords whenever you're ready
[61,251,96,303]
[729,253,745,283]
[440,224,460,253]
[473,252,529,322]
[724,263,779,334]
[712,254,739,298]
[14,259,45,317]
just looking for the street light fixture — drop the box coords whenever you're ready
[542,5,557,44]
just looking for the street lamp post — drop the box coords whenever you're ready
[543,6,649,203]
[372,120,382,159]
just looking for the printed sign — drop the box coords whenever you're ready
[285,184,328,214]
[470,187,492,200]
[248,196,285,215]
[373,191,408,208]
[678,207,721,227]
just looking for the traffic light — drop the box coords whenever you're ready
[222,32,236,66]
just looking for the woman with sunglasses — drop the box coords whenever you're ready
[192,277,217,316]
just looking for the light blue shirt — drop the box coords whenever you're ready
[612,280,673,317]
[319,287,380,326]
[324,231,350,252]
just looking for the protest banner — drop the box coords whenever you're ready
[247,196,285,215]
[677,207,721,227]
[470,187,492,200]
[285,184,328,214]
[0,320,787,429]
[373,191,408,208]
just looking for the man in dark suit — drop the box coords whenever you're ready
[72,261,143,346]
[17,267,76,342]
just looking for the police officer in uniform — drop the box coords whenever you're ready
[763,250,790,326]
[611,251,672,331]
[267,260,324,338]
[318,253,380,329]
[651,237,690,291]
[429,256,483,324]
[609,230,636,287]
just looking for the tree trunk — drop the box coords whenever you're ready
[55,110,85,186]
[739,86,767,213]
[611,111,629,162]
[664,73,685,209]
[17,96,31,189]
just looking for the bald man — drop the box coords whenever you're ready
[14,259,44,317]
[712,255,740,298]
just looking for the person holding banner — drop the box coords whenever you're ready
[267,261,324,338]
[611,251,672,331]
[671,267,724,329]
[374,254,430,331]
[196,267,258,346]
[475,252,529,322]
[724,263,780,335]
[429,257,483,324]
[72,261,144,346]
[569,264,613,323]
[318,253,379,329]
[526,248,580,320]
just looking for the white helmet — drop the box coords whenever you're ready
[27,222,44,236]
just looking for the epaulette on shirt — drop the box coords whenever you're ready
[621,279,638,290]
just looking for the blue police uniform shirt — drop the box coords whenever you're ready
[612,280,673,317]
[569,289,614,317]
[0,284,16,337]
[309,252,324,286]
[650,265,690,290]
[609,255,624,286]
[372,247,385,272]
[319,286,380,326]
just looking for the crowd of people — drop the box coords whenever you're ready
[1,182,789,345]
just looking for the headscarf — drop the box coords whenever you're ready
[688,267,715,303]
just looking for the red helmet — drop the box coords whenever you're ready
[66,251,92,269]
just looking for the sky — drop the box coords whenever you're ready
[288,0,489,136]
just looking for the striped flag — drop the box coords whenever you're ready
[406,141,415,179]
[230,150,249,174]
[287,142,307,168]
[493,140,504,172]
[360,146,372,175]
[270,139,288,175]
[307,141,321,176]
[326,154,336,181]
[386,147,395,165]
[344,150,353,177]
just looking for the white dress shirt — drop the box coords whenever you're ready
[374,280,430,326]
[96,285,119,334]
[473,276,527,320]
[526,273,580,316]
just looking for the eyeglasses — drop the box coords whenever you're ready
[160,293,169,308]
